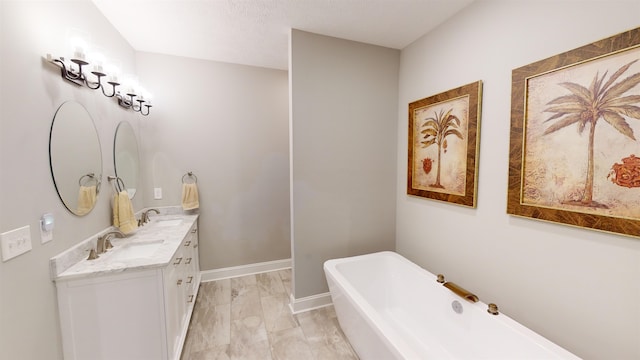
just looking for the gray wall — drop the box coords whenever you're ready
[0,1,141,359]
[135,52,291,270]
[396,1,640,359]
[290,30,399,298]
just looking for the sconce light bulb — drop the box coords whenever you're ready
[104,61,121,82]
[89,51,105,72]
[74,47,86,61]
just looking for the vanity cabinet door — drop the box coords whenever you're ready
[56,270,168,360]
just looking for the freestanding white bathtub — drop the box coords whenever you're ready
[324,251,581,359]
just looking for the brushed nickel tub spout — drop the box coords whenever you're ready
[443,281,479,303]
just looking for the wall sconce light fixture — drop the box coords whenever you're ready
[45,51,152,116]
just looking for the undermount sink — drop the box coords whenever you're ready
[153,219,183,227]
[109,239,164,261]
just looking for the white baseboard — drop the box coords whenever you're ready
[200,258,292,282]
[289,292,333,314]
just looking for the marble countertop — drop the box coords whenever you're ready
[51,209,198,282]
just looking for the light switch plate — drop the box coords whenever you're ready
[154,187,162,199]
[1,225,32,261]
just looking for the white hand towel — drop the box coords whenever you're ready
[77,185,97,215]
[182,183,199,210]
[113,191,138,234]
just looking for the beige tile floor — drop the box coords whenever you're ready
[181,269,359,360]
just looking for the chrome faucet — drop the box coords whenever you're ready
[139,208,160,226]
[96,230,126,255]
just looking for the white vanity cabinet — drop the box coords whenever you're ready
[55,221,200,360]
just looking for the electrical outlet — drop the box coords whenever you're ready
[40,213,54,244]
[1,225,32,261]
[40,223,53,244]
[154,187,163,200]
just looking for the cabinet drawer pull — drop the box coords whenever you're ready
[184,240,191,247]
[177,279,183,286]
[185,258,192,265]
[191,229,197,234]
[186,276,194,284]
[173,257,183,265]
[188,295,194,303]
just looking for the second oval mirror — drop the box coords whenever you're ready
[113,121,140,199]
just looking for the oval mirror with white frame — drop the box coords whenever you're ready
[49,101,102,216]
[113,121,140,199]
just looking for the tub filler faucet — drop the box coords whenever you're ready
[443,281,479,303]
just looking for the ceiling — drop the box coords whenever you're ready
[92,0,475,70]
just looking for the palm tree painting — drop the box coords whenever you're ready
[523,49,640,219]
[411,96,469,196]
[421,108,463,188]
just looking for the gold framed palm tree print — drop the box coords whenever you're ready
[408,81,482,207]
[508,27,640,238]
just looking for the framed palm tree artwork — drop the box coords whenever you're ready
[407,81,482,207]
[508,27,640,238]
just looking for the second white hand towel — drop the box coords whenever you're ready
[182,183,199,210]
[113,191,138,234]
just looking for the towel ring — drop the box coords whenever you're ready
[79,173,101,194]
[116,177,126,192]
[182,171,197,184]
[79,173,97,186]
[108,176,126,193]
